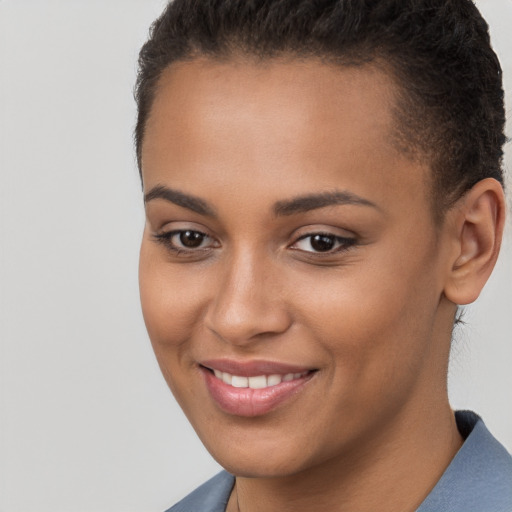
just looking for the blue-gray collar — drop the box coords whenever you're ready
[167,410,512,512]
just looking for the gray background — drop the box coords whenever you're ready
[0,1,510,511]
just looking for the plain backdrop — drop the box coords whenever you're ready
[0,1,511,511]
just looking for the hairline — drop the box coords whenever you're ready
[139,51,446,225]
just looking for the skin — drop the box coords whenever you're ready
[139,58,505,512]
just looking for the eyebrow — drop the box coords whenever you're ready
[273,190,379,216]
[144,185,378,218]
[144,185,216,217]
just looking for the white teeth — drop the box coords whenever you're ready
[212,370,309,388]
[248,375,267,389]
[267,374,282,386]
[231,375,249,388]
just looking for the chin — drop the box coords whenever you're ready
[197,425,320,478]
[214,453,310,479]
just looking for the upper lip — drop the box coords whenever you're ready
[200,359,315,377]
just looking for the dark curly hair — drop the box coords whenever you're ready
[134,0,505,218]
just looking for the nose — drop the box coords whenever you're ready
[204,249,292,345]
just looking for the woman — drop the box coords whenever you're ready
[136,1,512,511]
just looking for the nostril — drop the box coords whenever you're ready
[204,301,293,345]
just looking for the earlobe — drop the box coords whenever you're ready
[443,178,506,306]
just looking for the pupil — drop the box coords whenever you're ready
[311,234,335,252]
[179,231,204,248]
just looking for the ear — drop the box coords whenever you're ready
[443,178,506,306]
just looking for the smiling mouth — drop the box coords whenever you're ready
[206,368,311,389]
[200,362,317,416]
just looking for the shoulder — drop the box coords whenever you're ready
[417,410,512,512]
[164,471,235,512]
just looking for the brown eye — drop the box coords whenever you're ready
[310,234,335,252]
[153,229,216,254]
[292,233,356,254]
[179,230,206,248]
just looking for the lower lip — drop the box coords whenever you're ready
[201,368,314,417]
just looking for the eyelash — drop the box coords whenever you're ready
[153,230,215,256]
[153,230,357,257]
[291,232,357,255]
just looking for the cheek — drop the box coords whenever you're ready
[280,259,441,458]
[291,245,441,385]
[138,241,207,357]
[294,266,432,340]
[139,243,210,415]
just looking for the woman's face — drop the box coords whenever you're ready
[139,58,455,477]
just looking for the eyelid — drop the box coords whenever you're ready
[289,231,357,254]
[152,228,220,255]
[151,224,357,258]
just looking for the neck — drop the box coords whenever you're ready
[229,401,463,512]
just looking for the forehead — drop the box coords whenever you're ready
[141,57,430,215]
[144,57,397,162]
